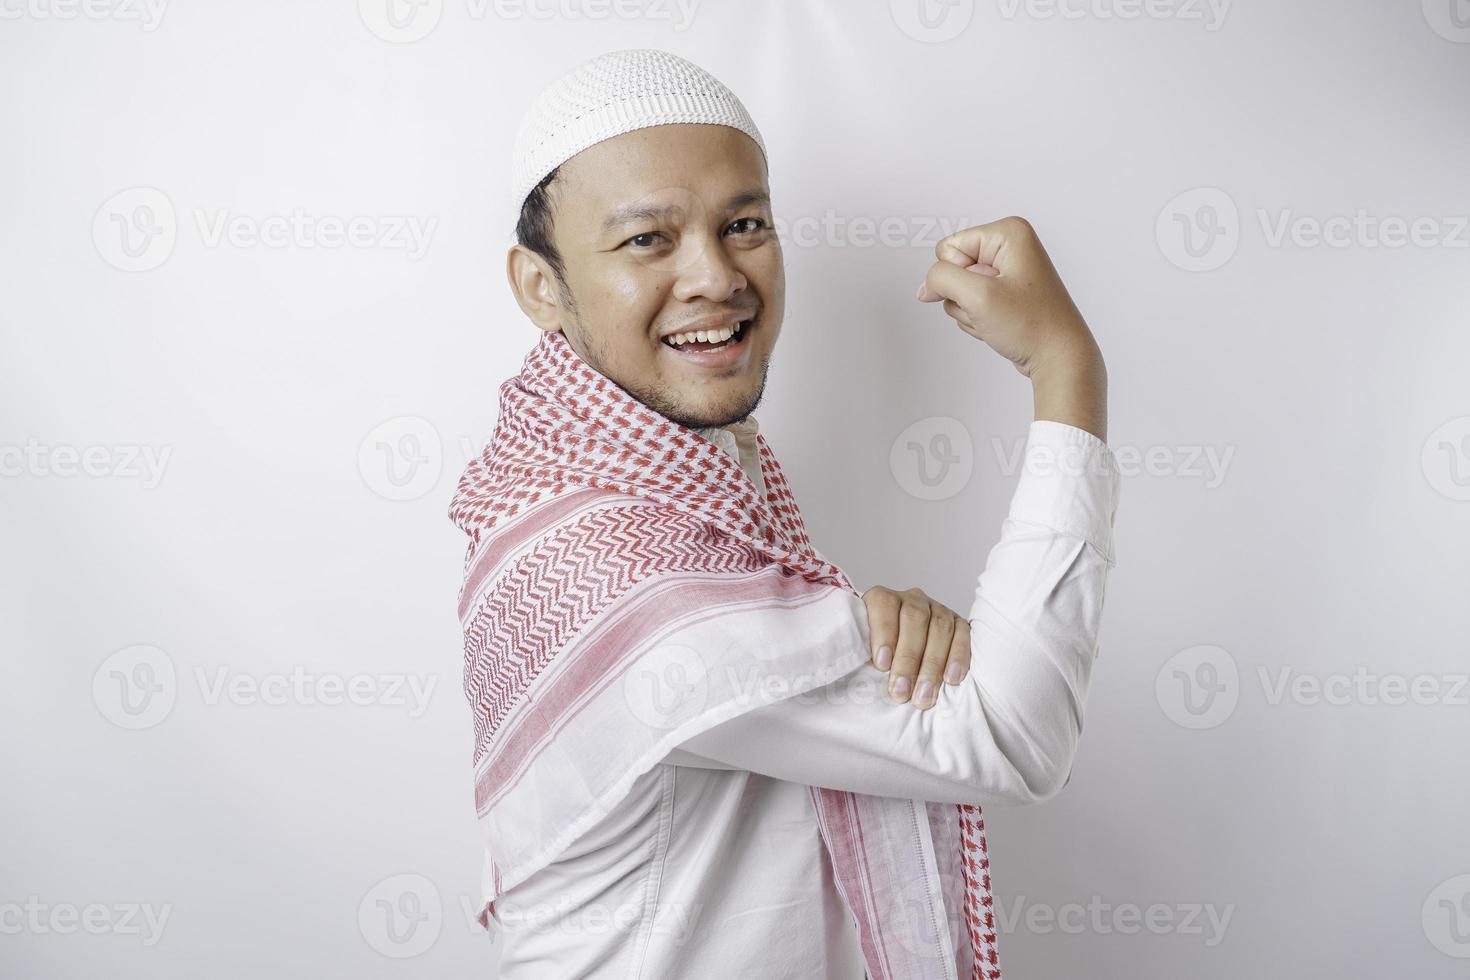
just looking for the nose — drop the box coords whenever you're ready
[671,230,747,304]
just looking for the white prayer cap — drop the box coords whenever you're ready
[510,48,767,210]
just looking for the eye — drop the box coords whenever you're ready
[625,231,667,249]
[727,217,768,236]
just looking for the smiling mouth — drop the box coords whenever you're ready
[660,317,755,354]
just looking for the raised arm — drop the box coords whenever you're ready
[665,418,1118,805]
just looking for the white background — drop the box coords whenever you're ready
[3,1,1468,977]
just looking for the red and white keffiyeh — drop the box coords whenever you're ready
[449,329,1002,979]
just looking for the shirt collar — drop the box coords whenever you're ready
[694,415,759,462]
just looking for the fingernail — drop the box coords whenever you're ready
[945,663,964,685]
[915,283,927,300]
[915,679,936,708]
[875,645,893,671]
[889,676,911,702]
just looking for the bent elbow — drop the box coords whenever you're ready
[1023,751,1078,805]
[988,720,1081,807]
[947,732,1079,808]
[980,657,1088,805]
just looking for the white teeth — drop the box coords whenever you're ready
[664,321,745,348]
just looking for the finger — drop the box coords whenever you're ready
[944,618,972,685]
[863,589,898,671]
[911,609,956,710]
[941,298,974,331]
[886,598,932,704]
[918,258,1000,311]
[934,215,1033,269]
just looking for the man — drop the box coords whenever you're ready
[450,48,1118,979]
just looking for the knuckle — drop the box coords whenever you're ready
[898,604,929,625]
[863,590,895,613]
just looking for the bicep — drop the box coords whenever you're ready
[670,520,1116,806]
[671,610,1074,807]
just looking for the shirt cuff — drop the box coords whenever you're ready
[1005,420,1120,563]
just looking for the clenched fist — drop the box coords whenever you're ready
[862,586,971,710]
[917,215,1108,442]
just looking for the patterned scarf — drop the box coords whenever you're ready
[449,329,1002,979]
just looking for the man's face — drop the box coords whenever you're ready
[532,123,784,429]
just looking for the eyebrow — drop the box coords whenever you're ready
[600,189,770,234]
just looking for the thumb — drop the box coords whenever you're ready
[917,258,1000,304]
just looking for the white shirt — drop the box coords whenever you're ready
[488,417,1120,979]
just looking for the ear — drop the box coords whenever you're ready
[506,244,565,334]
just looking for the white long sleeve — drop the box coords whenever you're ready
[664,419,1120,807]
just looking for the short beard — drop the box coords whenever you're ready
[565,301,770,431]
[631,362,769,430]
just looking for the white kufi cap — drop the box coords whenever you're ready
[510,48,767,210]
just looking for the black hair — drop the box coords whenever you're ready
[515,166,567,288]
